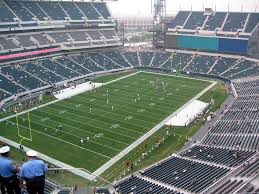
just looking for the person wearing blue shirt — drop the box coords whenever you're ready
[0,146,20,194]
[19,150,48,194]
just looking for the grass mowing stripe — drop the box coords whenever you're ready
[42,106,143,137]
[6,120,112,159]
[18,113,128,148]
[75,93,175,116]
[16,117,118,157]
[55,100,156,128]
[34,108,138,141]
[20,114,122,152]
[60,100,157,126]
[72,95,168,118]
[50,103,150,132]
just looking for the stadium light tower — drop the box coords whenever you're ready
[150,0,166,48]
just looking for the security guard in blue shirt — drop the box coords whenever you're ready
[20,150,48,194]
[0,146,20,194]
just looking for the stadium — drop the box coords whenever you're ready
[0,0,258,193]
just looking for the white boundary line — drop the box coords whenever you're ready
[93,80,217,176]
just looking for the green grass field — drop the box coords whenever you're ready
[0,71,210,173]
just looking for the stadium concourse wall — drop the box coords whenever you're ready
[165,34,249,54]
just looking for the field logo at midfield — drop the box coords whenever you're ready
[16,112,32,145]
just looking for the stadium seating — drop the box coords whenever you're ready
[221,60,257,79]
[169,11,190,28]
[209,179,244,194]
[122,51,140,67]
[93,3,111,19]
[55,57,91,75]
[89,53,121,70]
[0,90,11,101]
[180,145,255,167]
[0,73,25,94]
[140,156,229,193]
[169,11,259,33]
[115,176,174,194]
[185,55,217,74]
[21,61,64,84]
[74,2,102,21]
[139,52,155,67]
[245,13,259,33]
[70,54,104,72]
[38,1,67,21]
[150,52,171,67]
[203,12,227,31]
[235,80,259,96]
[0,29,119,53]
[161,52,193,70]
[1,65,44,90]
[68,31,89,42]
[47,32,70,44]
[0,37,20,51]
[19,1,49,21]
[184,11,207,30]
[236,159,259,177]
[0,1,112,23]
[102,50,132,67]
[202,133,259,151]
[209,57,237,75]
[230,65,259,80]
[40,59,81,80]
[223,13,248,32]
[59,2,84,20]
[0,1,16,23]
[4,1,33,22]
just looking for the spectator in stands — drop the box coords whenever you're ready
[0,146,21,194]
[19,150,48,194]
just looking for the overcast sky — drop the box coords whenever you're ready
[107,0,259,17]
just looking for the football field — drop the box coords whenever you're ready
[0,71,210,173]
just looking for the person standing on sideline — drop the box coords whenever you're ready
[19,150,48,194]
[0,146,20,194]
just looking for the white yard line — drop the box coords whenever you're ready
[92,81,217,176]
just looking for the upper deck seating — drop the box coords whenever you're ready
[184,11,207,29]
[203,12,226,31]
[223,13,248,32]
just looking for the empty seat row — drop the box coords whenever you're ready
[180,145,255,167]
[0,1,111,23]
[169,11,259,33]
[140,156,229,193]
